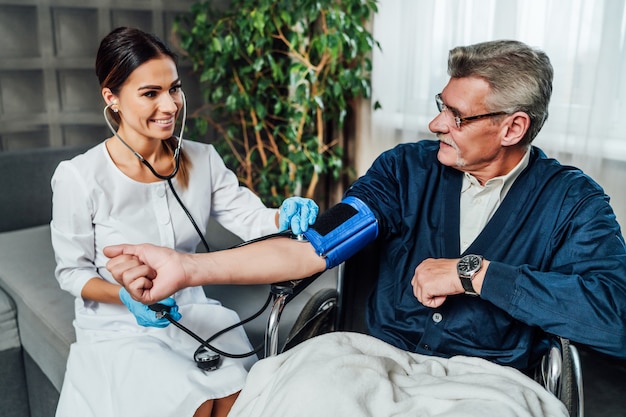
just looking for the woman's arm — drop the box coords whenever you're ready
[81,277,124,304]
[51,158,123,304]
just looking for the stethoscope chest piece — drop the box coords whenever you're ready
[194,346,222,371]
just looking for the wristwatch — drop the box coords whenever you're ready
[457,254,483,296]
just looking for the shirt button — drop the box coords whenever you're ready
[155,185,166,197]
[432,312,443,323]
[423,344,431,351]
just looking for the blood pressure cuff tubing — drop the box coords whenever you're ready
[303,196,378,269]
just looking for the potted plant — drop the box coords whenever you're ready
[174,0,378,207]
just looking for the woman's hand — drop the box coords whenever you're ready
[278,197,319,235]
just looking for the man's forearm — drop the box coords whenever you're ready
[187,237,327,286]
[105,235,328,304]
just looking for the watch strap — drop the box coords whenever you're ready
[459,275,478,296]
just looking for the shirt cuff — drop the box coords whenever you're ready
[480,261,520,309]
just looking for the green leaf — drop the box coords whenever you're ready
[174,0,378,203]
[211,37,222,53]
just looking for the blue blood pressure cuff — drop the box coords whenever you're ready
[303,196,378,269]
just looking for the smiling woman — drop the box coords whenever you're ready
[101,57,186,183]
[50,26,295,417]
[97,27,189,186]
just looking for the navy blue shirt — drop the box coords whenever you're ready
[345,140,626,369]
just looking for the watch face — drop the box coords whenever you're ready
[459,255,481,273]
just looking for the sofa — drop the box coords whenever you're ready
[0,145,335,417]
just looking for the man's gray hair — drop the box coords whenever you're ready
[448,40,553,145]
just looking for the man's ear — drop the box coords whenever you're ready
[501,112,530,147]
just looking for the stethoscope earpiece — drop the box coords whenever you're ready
[102,90,186,181]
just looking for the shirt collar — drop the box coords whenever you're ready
[461,148,531,196]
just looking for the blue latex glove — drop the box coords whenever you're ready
[278,197,319,235]
[119,287,182,328]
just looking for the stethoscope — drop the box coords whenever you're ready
[104,91,290,370]
[104,91,211,252]
[104,92,185,181]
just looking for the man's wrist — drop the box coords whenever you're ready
[457,255,489,296]
[470,260,489,295]
[185,253,204,287]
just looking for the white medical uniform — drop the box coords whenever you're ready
[51,140,278,417]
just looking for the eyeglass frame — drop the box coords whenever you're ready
[435,93,509,129]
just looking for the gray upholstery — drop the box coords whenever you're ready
[0,145,91,415]
[0,225,76,392]
[0,288,30,417]
[0,145,91,233]
[0,287,20,352]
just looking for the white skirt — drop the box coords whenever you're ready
[55,303,258,417]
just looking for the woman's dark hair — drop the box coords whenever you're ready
[97,27,191,187]
[96,26,177,93]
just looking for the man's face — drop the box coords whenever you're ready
[428,77,508,178]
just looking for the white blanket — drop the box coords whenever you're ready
[228,332,568,417]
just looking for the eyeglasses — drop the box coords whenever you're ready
[435,93,508,129]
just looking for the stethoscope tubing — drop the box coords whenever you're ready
[103,91,212,252]
[149,232,294,359]
[103,90,186,181]
[104,92,294,362]
[150,290,273,359]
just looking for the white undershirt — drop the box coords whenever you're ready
[459,149,530,253]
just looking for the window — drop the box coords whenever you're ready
[366,0,626,171]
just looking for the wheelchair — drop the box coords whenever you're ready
[264,241,584,417]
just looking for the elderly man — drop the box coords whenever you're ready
[106,40,626,417]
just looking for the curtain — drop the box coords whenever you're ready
[363,0,626,224]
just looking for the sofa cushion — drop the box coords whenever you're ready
[0,145,91,233]
[0,287,31,417]
[0,287,20,351]
[0,224,75,392]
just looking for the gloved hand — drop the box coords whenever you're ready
[278,196,319,235]
[119,287,182,328]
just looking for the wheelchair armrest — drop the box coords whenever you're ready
[265,272,324,357]
[270,272,324,305]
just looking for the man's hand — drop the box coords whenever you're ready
[411,258,489,308]
[104,244,189,304]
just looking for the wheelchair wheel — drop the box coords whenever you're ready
[533,337,583,417]
[282,288,338,352]
[558,337,576,416]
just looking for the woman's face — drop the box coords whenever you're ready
[113,56,182,143]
